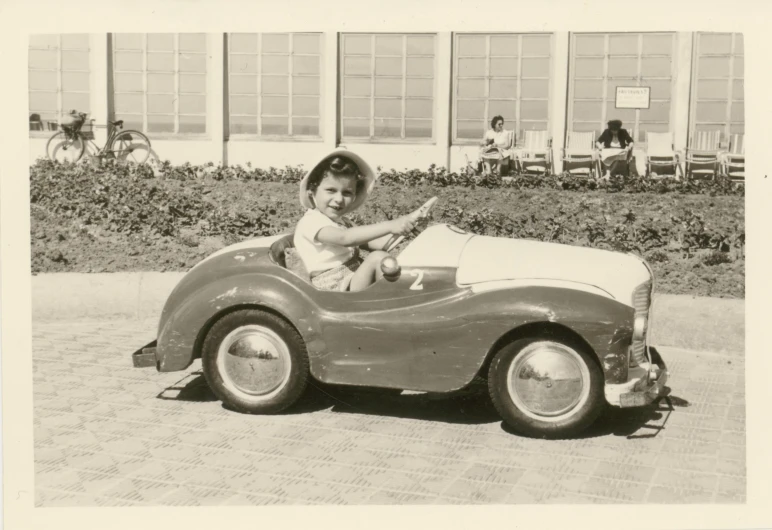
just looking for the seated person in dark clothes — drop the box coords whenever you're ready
[596,119,634,177]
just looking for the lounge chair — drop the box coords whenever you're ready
[722,134,745,183]
[516,130,552,176]
[645,132,683,179]
[562,131,598,178]
[685,130,722,180]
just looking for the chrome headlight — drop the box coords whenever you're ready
[630,281,652,366]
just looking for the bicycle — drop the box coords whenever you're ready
[46,110,152,164]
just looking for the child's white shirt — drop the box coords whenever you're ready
[294,208,355,275]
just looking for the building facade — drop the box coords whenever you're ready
[28,32,744,173]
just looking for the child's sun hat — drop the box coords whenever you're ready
[299,149,377,211]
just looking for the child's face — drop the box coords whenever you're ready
[310,173,357,221]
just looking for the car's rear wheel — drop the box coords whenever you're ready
[488,338,604,438]
[202,309,309,414]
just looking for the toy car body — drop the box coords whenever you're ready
[134,222,669,438]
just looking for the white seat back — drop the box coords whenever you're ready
[646,132,675,157]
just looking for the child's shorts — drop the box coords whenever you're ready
[310,255,364,291]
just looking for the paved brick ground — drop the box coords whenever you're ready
[33,318,745,506]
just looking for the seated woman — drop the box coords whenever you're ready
[479,115,514,176]
[596,119,634,178]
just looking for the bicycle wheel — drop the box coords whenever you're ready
[110,130,151,164]
[46,131,85,163]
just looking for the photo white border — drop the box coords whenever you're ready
[2,0,770,528]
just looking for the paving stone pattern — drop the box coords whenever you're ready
[33,319,746,506]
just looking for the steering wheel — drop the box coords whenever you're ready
[383,196,438,253]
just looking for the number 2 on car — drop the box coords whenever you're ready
[408,269,424,290]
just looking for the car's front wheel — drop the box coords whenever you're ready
[201,309,309,414]
[488,338,604,438]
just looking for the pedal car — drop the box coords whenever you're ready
[133,197,669,438]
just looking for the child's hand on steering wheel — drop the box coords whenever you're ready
[390,215,417,236]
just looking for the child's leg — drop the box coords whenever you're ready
[349,250,389,291]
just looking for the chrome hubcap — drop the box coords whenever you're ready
[506,341,590,422]
[216,325,291,399]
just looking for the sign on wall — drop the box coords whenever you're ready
[615,86,651,109]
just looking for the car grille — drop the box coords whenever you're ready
[630,281,652,366]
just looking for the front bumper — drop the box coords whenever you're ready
[132,340,158,368]
[604,346,670,408]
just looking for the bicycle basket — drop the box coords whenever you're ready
[80,121,95,140]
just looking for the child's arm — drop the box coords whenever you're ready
[317,216,415,248]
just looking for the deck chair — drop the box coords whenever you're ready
[645,132,683,179]
[562,131,598,178]
[722,134,745,183]
[685,130,722,180]
[516,130,552,176]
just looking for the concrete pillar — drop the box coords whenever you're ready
[323,31,339,150]
[672,32,694,153]
[436,32,453,169]
[208,32,225,165]
[550,32,570,174]
[89,34,109,150]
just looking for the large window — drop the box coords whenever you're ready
[453,33,552,142]
[112,33,207,135]
[228,33,323,137]
[570,33,675,141]
[29,34,90,133]
[692,33,744,140]
[340,33,436,141]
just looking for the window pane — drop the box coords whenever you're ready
[230,54,258,74]
[61,92,90,113]
[262,55,289,75]
[180,74,206,93]
[293,55,319,75]
[230,75,257,94]
[179,54,206,73]
[294,34,320,54]
[609,35,638,55]
[522,35,551,56]
[457,120,483,139]
[29,70,57,90]
[60,71,89,92]
[729,122,744,135]
[115,72,142,92]
[375,35,402,55]
[574,57,603,78]
[375,77,402,97]
[61,51,89,71]
[458,57,486,77]
[148,114,174,133]
[606,103,635,124]
[407,57,433,76]
[645,100,670,122]
[696,101,727,122]
[458,78,485,98]
[180,33,206,52]
[61,34,89,49]
[489,78,517,98]
[730,102,744,122]
[343,119,370,137]
[521,57,549,78]
[343,98,370,118]
[119,115,143,131]
[29,49,58,69]
[457,99,485,119]
[521,78,549,98]
[641,78,672,100]
[734,34,744,54]
[375,57,402,76]
[147,73,174,93]
[638,122,669,135]
[733,58,743,77]
[697,79,729,99]
[490,36,518,56]
[344,35,372,55]
[262,116,289,135]
[407,36,434,55]
[114,93,143,113]
[733,79,744,101]
[571,121,599,133]
[406,78,433,97]
[490,58,517,77]
[574,35,604,56]
[344,77,371,97]
[292,96,319,116]
[148,94,175,114]
[179,95,205,114]
[293,76,319,95]
[262,76,288,95]
[147,53,174,72]
[292,117,319,135]
[607,79,633,97]
[261,96,288,116]
[115,34,144,50]
[699,57,730,77]
[29,91,58,111]
[699,33,732,54]
[375,98,401,118]
[573,100,602,121]
[374,118,401,138]
[230,33,258,53]
[520,100,548,120]
[344,56,371,75]
[148,34,174,51]
[608,57,637,77]
[640,57,670,77]
[405,119,432,138]
[230,115,257,134]
[231,95,258,115]
[30,34,59,48]
[457,35,486,56]
[642,34,672,55]
[488,99,516,119]
[572,79,602,99]
[263,34,289,53]
[522,121,547,132]
[179,115,206,133]
[405,99,432,118]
